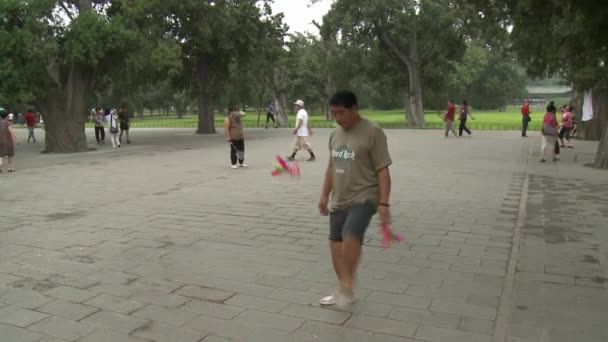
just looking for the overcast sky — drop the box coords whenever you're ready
[270,0,333,35]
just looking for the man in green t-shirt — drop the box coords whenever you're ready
[318,90,393,306]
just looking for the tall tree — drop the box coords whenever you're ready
[0,0,175,152]
[148,0,279,134]
[322,0,465,126]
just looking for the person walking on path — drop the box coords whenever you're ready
[558,105,574,148]
[521,100,531,137]
[443,100,458,137]
[107,109,121,148]
[224,107,247,169]
[540,104,559,162]
[318,90,392,306]
[118,105,132,144]
[287,99,316,161]
[0,110,16,173]
[25,109,36,143]
[265,100,278,129]
[458,100,472,136]
[93,108,106,144]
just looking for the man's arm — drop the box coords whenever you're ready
[294,118,303,134]
[319,163,334,216]
[377,166,391,206]
[223,118,231,141]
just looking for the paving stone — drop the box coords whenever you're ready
[232,309,306,333]
[180,299,244,319]
[415,325,492,342]
[133,321,207,342]
[130,289,190,308]
[225,294,289,313]
[295,320,374,341]
[128,277,185,293]
[85,269,139,284]
[451,264,506,276]
[0,272,24,285]
[458,316,494,335]
[366,291,431,310]
[345,314,418,337]
[36,299,99,321]
[79,330,150,342]
[88,283,137,297]
[28,316,96,341]
[201,335,237,342]
[0,287,54,309]
[175,285,235,303]
[328,300,393,318]
[254,274,313,292]
[131,304,200,326]
[81,310,149,334]
[281,303,351,324]
[0,322,43,342]
[185,315,258,340]
[43,286,98,303]
[84,293,144,314]
[0,305,48,327]
[430,300,496,320]
[466,293,500,308]
[388,306,460,329]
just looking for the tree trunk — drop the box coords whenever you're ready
[39,64,91,153]
[406,20,425,127]
[594,119,608,169]
[377,20,425,126]
[196,61,215,134]
[269,69,289,126]
[406,62,425,126]
[590,89,608,168]
[400,87,417,126]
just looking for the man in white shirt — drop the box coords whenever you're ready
[287,99,316,161]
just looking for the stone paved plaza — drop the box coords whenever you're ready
[1,126,607,342]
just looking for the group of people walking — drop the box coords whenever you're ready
[539,101,575,162]
[91,106,132,148]
[443,99,474,137]
[223,99,316,168]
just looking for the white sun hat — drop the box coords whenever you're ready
[294,99,305,107]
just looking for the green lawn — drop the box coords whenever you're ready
[79,109,540,131]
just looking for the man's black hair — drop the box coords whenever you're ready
[329,90,358,108]
[0,111,8,119]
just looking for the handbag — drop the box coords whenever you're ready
[110,114,119,133]
[542,122,558,136]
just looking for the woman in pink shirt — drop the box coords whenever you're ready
[540,105,559,162]
[558,105,574,148]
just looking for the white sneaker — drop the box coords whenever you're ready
[239,163,248,168]
[231,165,238,169]
[319,290,354,306]
[319,294,337,306]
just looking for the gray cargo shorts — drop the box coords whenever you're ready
[329,201,377,242]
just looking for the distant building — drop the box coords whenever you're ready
[514,86,573,105]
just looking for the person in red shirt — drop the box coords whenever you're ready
[24,109,36,143]
[443,100,457,137]
[521,100,531,137]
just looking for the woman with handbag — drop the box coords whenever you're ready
[540,105,559,162]
[106,109,121,148]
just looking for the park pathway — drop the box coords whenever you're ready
[0,127,606,342]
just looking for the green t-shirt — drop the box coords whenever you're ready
[328,117,392,211]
